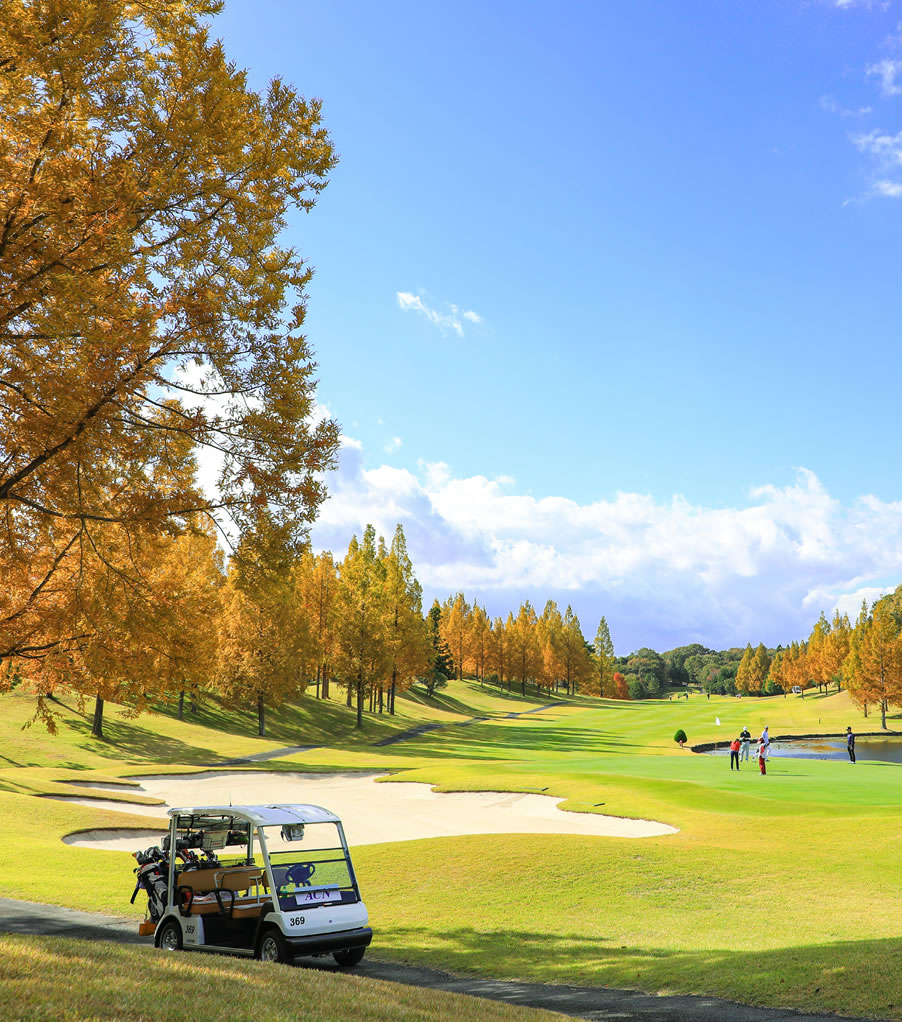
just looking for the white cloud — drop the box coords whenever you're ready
[311,447,902,655]
[819,94,872,117]
[830,0,890,9]
[873,178,902,195]
[851,128,902,161]
[383,436,403,454]
[847,129,902,198]
[396,291,483,336]
[867,58,902,94]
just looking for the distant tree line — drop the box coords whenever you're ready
[433,593,621,700]
[612,586,902,726]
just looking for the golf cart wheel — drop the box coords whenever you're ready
[333,946,366,967]
[257,927,290,964]
[157,920,182,952]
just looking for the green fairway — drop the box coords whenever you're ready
[2,682,901,1019]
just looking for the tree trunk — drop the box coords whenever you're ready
[257,694,265,737]
[356,678,364,729]
[378,686,384,713]
[190,690,197,714]
[521,679,525,696]
[346,680,352,707]
[882,699,887,730]
[91,695,104,739]
[390,673,397,715]
[316,666,321,699]
[177,689,185,721]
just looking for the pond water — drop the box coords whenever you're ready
[704,737,902,764]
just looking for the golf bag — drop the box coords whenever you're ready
[131,847,169,923]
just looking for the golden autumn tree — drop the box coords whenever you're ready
[537,600,564,695]
[141,528,224,725]
[768,649,784,694]
[846,602,902,730]
[592,616,616,698]
[217,554,312,739]
[508,600,541,697]
[334,527,390,729]
[380,524,429,714]
[441,592,471,680]
[295,549,339,700]
[748,643,771,695]
[807,613,832,694]
[560,606,593,695]
[467,603,491,684]
[487,615,509,690]
[735,644,753,695]
[0,1,339,704]
[59,524,220,738]
[822,610,852,692]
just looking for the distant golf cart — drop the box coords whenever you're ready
[132,803,372,965]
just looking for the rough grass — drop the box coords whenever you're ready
[3,680,902,1018]
[0,934,571,1022]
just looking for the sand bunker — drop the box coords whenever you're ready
[60,771,677,851]
[62,828,167,851]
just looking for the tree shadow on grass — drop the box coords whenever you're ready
[65,716,224,765]
[376,721,638,762]
[376,923,902,1019]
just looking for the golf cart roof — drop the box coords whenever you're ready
[167,804,340,827]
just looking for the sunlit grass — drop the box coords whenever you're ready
[0,934,570,1022]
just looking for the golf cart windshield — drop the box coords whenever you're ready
[261,821,359,910]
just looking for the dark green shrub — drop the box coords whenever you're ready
[674,728,688,746]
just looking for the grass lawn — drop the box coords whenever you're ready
[3,681,902,1019]
[0,934,571,1022]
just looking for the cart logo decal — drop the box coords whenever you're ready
[295,885,339,905]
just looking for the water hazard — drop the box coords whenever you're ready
[703,736,902,763]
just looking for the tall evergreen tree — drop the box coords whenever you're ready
[425,600,454,695]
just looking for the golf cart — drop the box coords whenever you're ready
[133,803,372,965]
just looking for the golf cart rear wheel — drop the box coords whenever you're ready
[158,920,182,952]
[333,946,366,967]
[257,927,290,964]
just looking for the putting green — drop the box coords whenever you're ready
[1,682,899,1019]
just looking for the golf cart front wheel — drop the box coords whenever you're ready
[333,946,366,967]
[257,927,290,964]
[157,920,182,952]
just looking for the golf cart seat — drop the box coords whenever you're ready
[177,865,270,918]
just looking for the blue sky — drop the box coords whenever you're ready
[212,0,902,653]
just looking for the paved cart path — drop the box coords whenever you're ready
[0,898,880,1022]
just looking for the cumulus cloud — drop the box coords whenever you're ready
[383,436,403,454]
[311,448,902,655]
[396,291,483,336]
[873,178,902,196]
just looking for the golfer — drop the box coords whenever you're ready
[760,725,770,760]
[739,726,751,762]
[846,726,856,763]
[729,737,741,771]
[757,737,767,775]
